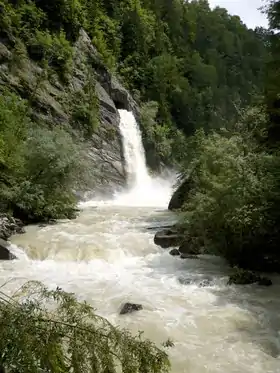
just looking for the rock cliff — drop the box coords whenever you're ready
[0,29,139,195]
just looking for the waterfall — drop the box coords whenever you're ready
[114,110,172,208]
[118,110,150,188]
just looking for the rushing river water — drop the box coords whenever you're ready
[1,110,280,372]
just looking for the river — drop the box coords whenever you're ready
[1,110,280,372]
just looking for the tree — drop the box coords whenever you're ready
[0,281,170,373]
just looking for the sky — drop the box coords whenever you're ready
[208,0,269,29]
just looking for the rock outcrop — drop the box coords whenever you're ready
[0,214,24,260]
[0,29,140,195]
[178,240,200,256]
[168,174,194,211]
[0,214,25,241]
[154,228,185,249]
[0,238,16,260]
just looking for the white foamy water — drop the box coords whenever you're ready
[1,111,280,372]
[112,109,173,208]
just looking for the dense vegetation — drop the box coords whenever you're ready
[175,1,280,273]
[0,0,267,221]
[0,89,92,222]
[0,0,278,369]
[0,281,170,372]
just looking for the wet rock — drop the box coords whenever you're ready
[168,175,194,211]
[178,277,192,285]
[147,224,173,231]
[120,303,143,315]
[154,228,184,249]
[169,249,180,256]
[179,240,200,256]
[228,268,272,286]
[228,269,260,285]
[0,214,25,240]
[0,238,16,260]
[258,277,273,286]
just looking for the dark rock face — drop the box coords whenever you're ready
[120,303,143,315]
[0,29,140,194]
[0,238,16,260]
[169,248,180,256]
[0,214,25,240]
[154,228,184,249]
[168,175,193,211]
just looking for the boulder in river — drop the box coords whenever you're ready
[169,249,180,256]
[0,238,16,260]
[154,228,184,249]
[120,303,143,315]
[0,214,25,240]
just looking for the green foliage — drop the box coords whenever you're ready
[140,101,186,166]
[178,110,280,268]
[0,90,90,222]
[0,281,170,373]
[70,75,100,138]
[265,0,280,143]
[0,90,28,178]
[28,30,73,79]
[1,0,266,140]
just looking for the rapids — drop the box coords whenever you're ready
[1,110,280,372]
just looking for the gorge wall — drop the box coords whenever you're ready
[0,29,139,195]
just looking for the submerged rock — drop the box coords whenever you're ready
[120,303,143,315]
[169,249,180,256]
[0,238,16,260]
[154,228,184,249]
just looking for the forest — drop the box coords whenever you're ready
[0,0,280,371]
[0,0,269,218]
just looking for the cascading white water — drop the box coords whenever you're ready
[118,109,151,187]
[113,110,173,207]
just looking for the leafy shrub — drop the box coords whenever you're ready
[70,80,100,138]
[0,281,170,373]
[0,90,28,178]
[34,0,85,40]
[0,90,92,222]
[140,101,186,167]
[178,126,278,268]
[28,30,73,80]
[8,125,91,222]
